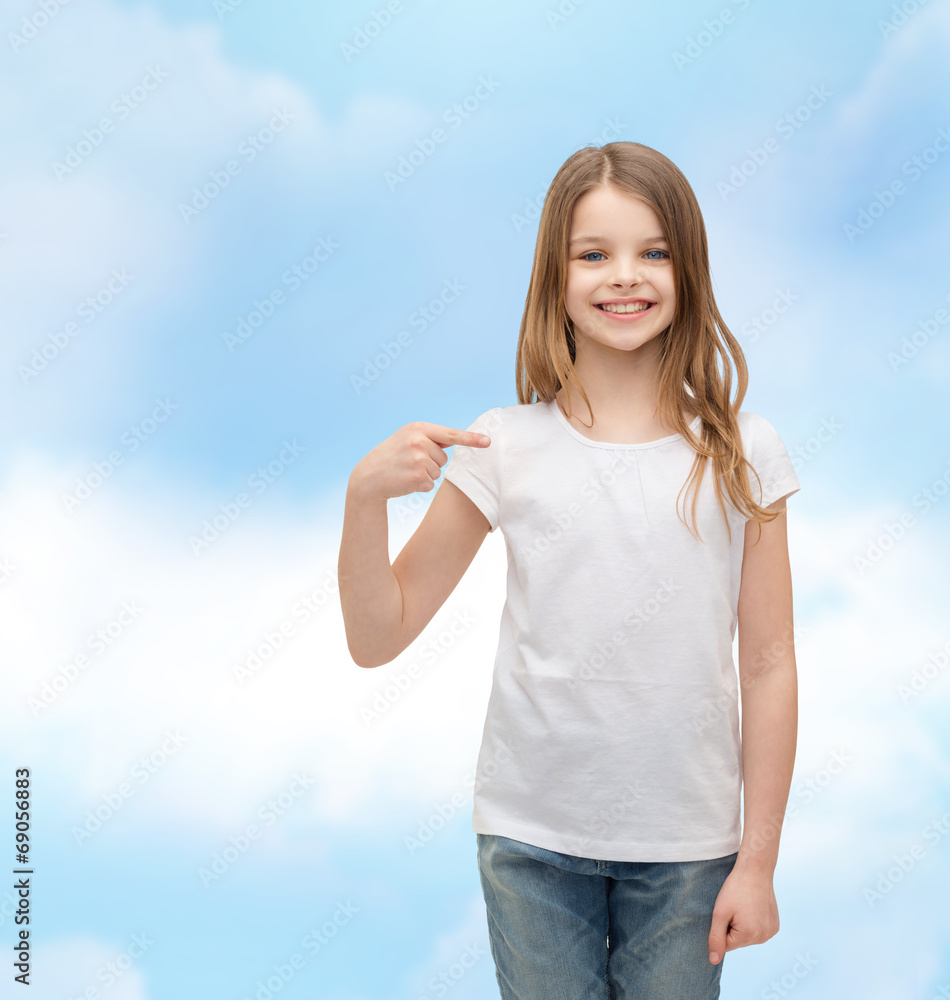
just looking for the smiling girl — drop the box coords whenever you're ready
[339,141,801,999]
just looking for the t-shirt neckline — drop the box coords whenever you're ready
[548,399,701,450]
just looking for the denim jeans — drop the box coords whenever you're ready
[477,833,738,1000]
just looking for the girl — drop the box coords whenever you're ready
[338,141,800,999]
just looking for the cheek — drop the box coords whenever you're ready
[660,276,676,306]
[563,274,586,308]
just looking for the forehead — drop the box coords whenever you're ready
[569,186,666,242]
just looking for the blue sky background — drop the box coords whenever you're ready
[2,0,949,997]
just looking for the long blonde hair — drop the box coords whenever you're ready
[515,140,782,544]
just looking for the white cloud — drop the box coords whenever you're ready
[28,936,150,1000]
[4,436,948,862]
[399,893,493,996]
[1,448,508,842]
[0,0,426,380]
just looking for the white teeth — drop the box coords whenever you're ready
[600,302,651,314]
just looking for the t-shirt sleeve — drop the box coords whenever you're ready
[440,407,503,532]
[744,413,801,512]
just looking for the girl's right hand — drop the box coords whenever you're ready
[351,421,491,500]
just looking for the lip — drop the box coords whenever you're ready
[595,300,656,321]
[596,298,654,306]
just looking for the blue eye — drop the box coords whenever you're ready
[579,249,669,262]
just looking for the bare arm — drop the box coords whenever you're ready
[707,498,798,964]
[338,470,404,668]
[338,422,493,668]
[735,500,798,877]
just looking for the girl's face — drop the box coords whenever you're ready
[564,184,676,356]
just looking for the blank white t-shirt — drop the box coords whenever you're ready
[441,399,801,862]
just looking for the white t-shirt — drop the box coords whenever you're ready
[441,398,801,862]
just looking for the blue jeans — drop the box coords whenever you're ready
[477,833,738,1000]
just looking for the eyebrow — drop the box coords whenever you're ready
[569,234,669,247]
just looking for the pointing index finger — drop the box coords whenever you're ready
[429,424,491,449]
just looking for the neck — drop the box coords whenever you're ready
[559,336,666,425]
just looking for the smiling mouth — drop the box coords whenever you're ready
[595,302,655,315]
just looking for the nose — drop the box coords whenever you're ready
[607,255,647,287]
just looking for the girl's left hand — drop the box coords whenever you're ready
[707,865,780,964]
